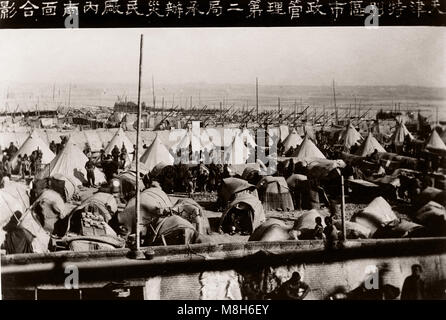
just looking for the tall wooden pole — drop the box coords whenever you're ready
[341,175,346,241]
[135,34,144,255]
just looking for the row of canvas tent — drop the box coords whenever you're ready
[4,124,445,187]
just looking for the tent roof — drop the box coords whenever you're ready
[339,123,363,149]
[391,121,414,145]
[282,129,303,152]
[224,133,249,165]
[355,132,386,157]
[292,136,325,160]
[426,129,446,151]
[140,134,174,171]
[220,193,266,232]
[37,139,105,186]
[11,131,55,167]
[104,127,134,154]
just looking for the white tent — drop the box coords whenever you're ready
[224,133,249,165]
[104,127,134,155]
[292,135,325,160]
[391,121,414,146]
[11,131,55,169]
[355,133,386,157]
[339,123,363,150]
[282,129,303,153]
[140,134,174,171]
[37,139,106,186]
[425,129,446,151]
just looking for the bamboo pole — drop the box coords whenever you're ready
[133,34,144,259]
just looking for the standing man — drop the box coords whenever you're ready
[85,157,96,187]
[401,264,425,300]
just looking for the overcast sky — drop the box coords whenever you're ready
[0,27,444,87]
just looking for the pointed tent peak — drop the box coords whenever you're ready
[426,129,446,151]
[11,130,55,167]
[282,129,303,153]
[355,132,386,157]
[292,135,325,160]
[104,127,134,154]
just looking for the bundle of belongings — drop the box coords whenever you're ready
[351,197,426,239]
[31,173,78,204]
[219,193,265,235]
[118,188,209,246]
[52,192,124,252]
[217,177,258,209]
[171,198,211,236]
[256,176,294,212]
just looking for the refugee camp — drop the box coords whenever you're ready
[0,28,445,300]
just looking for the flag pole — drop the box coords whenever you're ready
[130,34,145,259]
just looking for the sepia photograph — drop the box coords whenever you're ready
[0,25,445,302]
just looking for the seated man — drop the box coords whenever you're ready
[266,272,310,300]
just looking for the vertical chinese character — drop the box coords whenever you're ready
[247,0,262,18]
[288,0,302,19]
[350,0,364,16]
[42,2,58,16]
[387,0,407,17]
[329,1,347,20]
[63,1,79,16]
[165,1,184,18]
[84,1,98,14]
[409,0,426,17]
[306,0,326,15]
[19,1,38,17]
[147,1,164,17]
[126,0,143,15]
[207,0,222,16]
[0,1,16,19]
[102,0,123,15]
[267,2,285,15]
[185,0,204,16]
[429,0,445,14]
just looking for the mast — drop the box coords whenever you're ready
[152,75,156,112]
[333,79,338,125]
[161,96,164,117]
[68,83,71,109]
[256,77,259,123]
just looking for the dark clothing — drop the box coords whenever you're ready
[85,160,96,187]
[323,224,339,241]
[85,160,95,171]
[4,228,34,254]
[314,224,324,239]
[401,275,425,300]
[103,160,119,182]
[111,147,120,162]
[275,280,310,300]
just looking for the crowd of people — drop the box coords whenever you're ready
[0,142,44,180]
